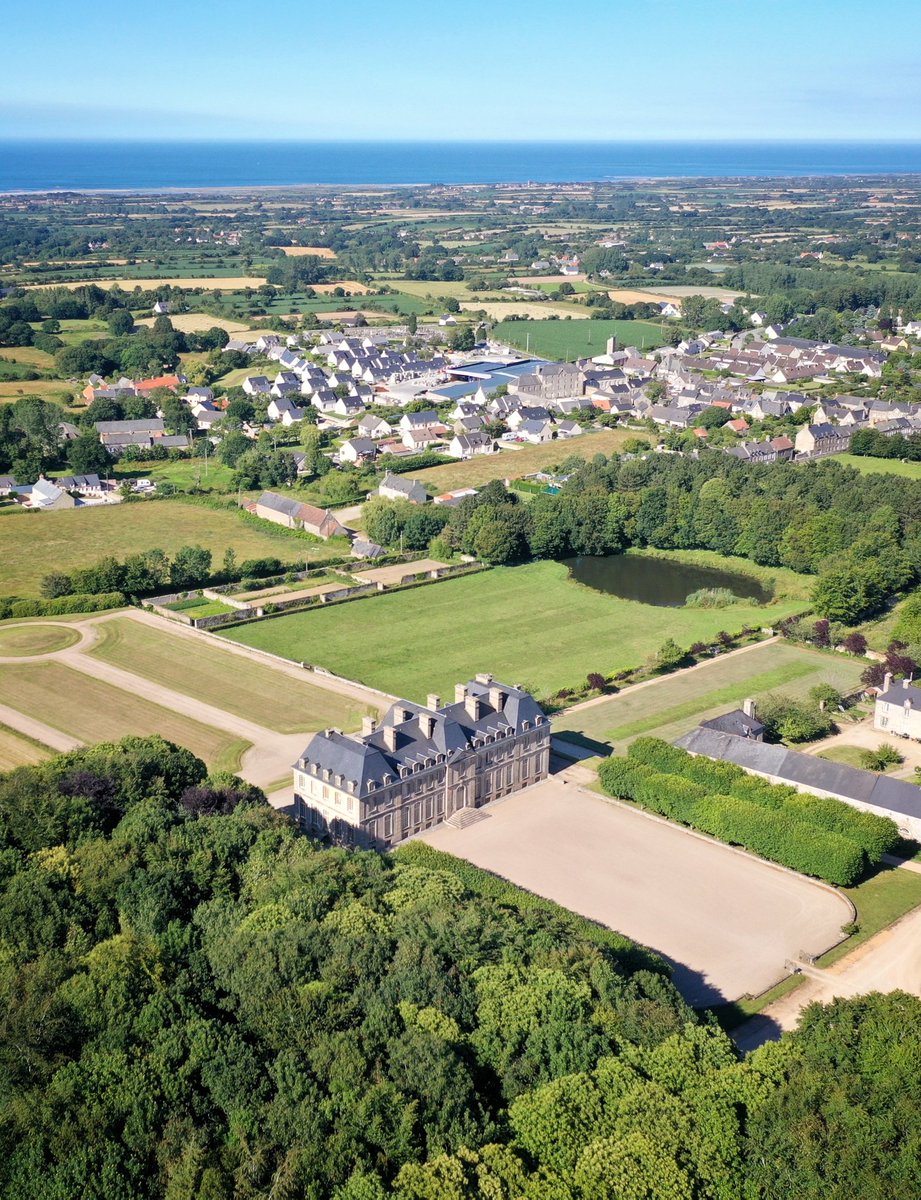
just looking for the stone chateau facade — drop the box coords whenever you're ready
[293,674,551,848]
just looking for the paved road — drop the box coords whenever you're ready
[421,774,850,1007]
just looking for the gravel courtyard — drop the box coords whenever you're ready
[421,776,852,1006]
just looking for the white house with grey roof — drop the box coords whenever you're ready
[293,675,551,848]
[874,675,921,739]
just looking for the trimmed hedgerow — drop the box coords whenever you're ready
[598,737,900,886]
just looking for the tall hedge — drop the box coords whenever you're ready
[601,739,900,885]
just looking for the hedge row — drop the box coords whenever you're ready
[0,591,126,619]
[598,755,876,887]
[627,738,899,864]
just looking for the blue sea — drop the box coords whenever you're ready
[2,140,921,191]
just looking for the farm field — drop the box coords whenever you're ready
[492,318,668,359]
[0,660,248,773]
[0,379,77,404]
[88,617,372,734]
[0,346,57,368]
[134,314,252,334]
[27,277,269,292]
[834,453,921,480]
[0,500,338,597]
[373,279,505,300]
[281,246,337,258]
[407,428,634,491]
[308,281,373,295]
[0,724,52,771]
[642,284,747,299]
[607,288,682,305]
[554,640,864,751]
[221,559,807,703]
[460,301,592,321]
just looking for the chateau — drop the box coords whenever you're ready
[293,675,551,848]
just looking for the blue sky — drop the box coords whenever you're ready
[2,0,920,140]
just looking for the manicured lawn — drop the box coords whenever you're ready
[88,616,374,734]
[492,318,668,360]
[818,864,921,967]
[834,453,921,480]
[0,500,338,597]
[555,640,863,750]
[817,744,902,772]
[164,597,236,618]
[111,457,238,493]
[0,723,52,772]
[0,624,81,656]
[0,660,248,773]
[407,429,633,492]
[221,559,807,703]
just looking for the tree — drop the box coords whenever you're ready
[407,312,418,335]
[67,433,110,476]
[107,309,134,335]
[169,545,212,588]
[161,395,194,436]
[655,639,685,672]
[450,327,475,352]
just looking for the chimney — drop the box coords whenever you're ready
[742,698,756,719]
[382,725,398,752]
[489,685,507,712]
[361,715,377,737]
[465,693,482,721]
[455,683,467,703]
[475,672,494,685]
[427,693,441,712]
[883,672,893,694]
[904,678,910,690]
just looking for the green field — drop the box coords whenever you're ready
[492,318,668,360]
[110,457,238,493]
[555,640,865,751]
[0,624,80,656]
[0,660,248,772]
[0,723,52,771]
[834,453,921,480]
[0,500,338,597]
[88,616,375,733]
[220,558,808,703]
[408,428,633,492]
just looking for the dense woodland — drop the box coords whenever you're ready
[0,737,920,1198]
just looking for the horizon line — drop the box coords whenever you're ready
[3,135,921,146]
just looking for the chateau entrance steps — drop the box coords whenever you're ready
[445,806,490,830]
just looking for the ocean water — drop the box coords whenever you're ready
[2,140,921,191]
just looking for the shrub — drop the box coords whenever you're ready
[6,591,126,618]
[684,587,743,609]
[842,632,868,656]
[859,743,904,772]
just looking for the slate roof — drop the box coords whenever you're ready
[297,679,547,798]
[675,726,921,822]
[700,708,765,739]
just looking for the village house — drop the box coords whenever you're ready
[293,675,551,848]
[447,432,496,459]
[12,476,76,511]
[874,675,921,739]
[377,472,428,504]
[357,414,392,439]
[338,437,379,465]
[253,492,348,539]
[794,423,851,457]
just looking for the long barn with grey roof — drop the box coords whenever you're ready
[676,724,921,841]
[293,674,551,847]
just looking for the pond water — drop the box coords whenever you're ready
[564,554,771,608]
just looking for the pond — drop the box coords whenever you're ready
[564,554,771,608]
